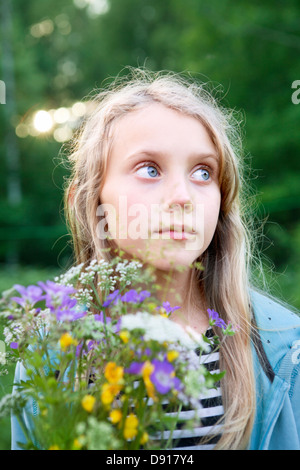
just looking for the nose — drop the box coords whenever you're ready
[162,177,193,212]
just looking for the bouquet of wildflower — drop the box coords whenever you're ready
[0,257,236,450]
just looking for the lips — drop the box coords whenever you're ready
[154,225,196,240]
[158,225,195,234]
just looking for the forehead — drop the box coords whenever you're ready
[109,102,218,160]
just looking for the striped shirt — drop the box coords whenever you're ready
[159,327,224,450]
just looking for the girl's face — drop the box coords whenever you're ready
[100,103,221,271]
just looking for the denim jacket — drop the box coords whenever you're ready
[11,290,300,450]
[249,290,300,450]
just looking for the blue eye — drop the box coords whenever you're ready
[136,165,159,178]
[193,168,210,181]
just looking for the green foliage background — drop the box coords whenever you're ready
[0,0,300,450]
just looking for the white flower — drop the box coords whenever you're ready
[0,391,28,418]
[115,260,143,284]
[120,311,209,351]
[75,287,93,307]
[55,263,84,286]
[3,327,13,344]
[3,323,24,345]
[35,308,52,330]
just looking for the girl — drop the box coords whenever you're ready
[12,68,300,450]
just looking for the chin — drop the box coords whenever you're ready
[140,249,201,273]
[116,239,203,271]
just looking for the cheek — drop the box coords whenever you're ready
[100,184,151,241]
[198,190,220,245]
[205,196,221,238]
[99,180,120,240]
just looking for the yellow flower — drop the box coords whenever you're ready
[123,413,139,440]
[101,383,122,405]
[73,438,82,450]
[104,362,124,384]
[167,350,179,362]
[158,307,169,318]
[142,361,156,400]
[140,432,149,445]
[109,409,122,424]
[81,394,96,413]
[119,330,130,343]
[142,360,154,378]
[48,444,60,450]
[101,383,115,405]
[59,332,76,350]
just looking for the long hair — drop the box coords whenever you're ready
[64,67,257,449]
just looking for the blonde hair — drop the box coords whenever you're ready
[64,67,257,449]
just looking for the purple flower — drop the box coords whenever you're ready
[136,290,151,302]
[38,281,76,309]
[37,280,85,322]
[102,289,121,307]
[103,289,151,307]
[207,308,227,329]
[55,309,85,322]
[76,339,99,357]
[156,301,181,315]
[138,347,151,358]
[11,284,44,308]
[150,359,181,395]
[94,311,111,324]
[10,342,19,349]
[120,290,138,303]
[126,358,182,394]
[10,280,86,322]
[76,342,84,357]
[125,348,151,374]
[125,362,144,374]
[114,318,121,334]
[121,289,151,304]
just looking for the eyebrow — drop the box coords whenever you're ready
[126,149,219,164]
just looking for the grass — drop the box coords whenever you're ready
[0,265,62,297]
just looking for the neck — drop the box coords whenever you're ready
[142,264,209,334]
